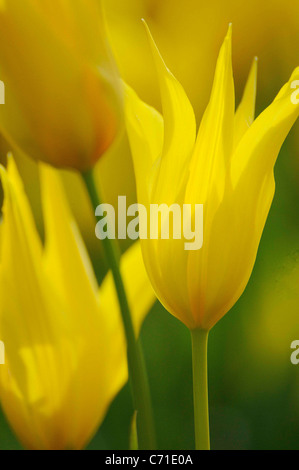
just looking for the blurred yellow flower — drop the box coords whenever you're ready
[0,0,122,171]
[125,25,299,331]
[0,158,154,450]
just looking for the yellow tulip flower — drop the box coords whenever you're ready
[125,25,299,332]
[0,158,154,450]
[0,0,122,171]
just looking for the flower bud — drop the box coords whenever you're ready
[0,0,122,171]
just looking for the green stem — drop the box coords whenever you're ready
[191,329,210,450]
[82,169,155,450]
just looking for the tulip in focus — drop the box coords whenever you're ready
[0,158,154,450]
[105,0,299,118]
[125,25,299,332]
[0,0,122,171]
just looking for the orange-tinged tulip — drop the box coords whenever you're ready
[0,0,122,171]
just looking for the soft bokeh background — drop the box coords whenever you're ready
[1,0,299,450]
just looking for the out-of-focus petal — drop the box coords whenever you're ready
[100,241,156,337]
[0,159,74,450]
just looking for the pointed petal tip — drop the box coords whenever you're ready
[250,56,258,78]
[251,57,259,78]
[222,23,232,55]
[227,23,233,39]
[0,163,9,195]
[252,56,258,71]
[142,18,155,50]
[215,24,233,74]
[142,18,152,40]
[6,153,14,171]
[142,18,170,79]
[0,164,6,178]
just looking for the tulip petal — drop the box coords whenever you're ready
[100,241,156,337]
[30,0,116,70]
[41,163,100,324]
[40,163,127,449]
[40,164,156,448]
[234,57,258,150]
[0,158,74,450]
[186,24,235,206]
[0,0,120,171]
[124,82,164,205]
[186,25,235,326]
[197,68,299,329]
[143,21,197,204]
[0,159,155,450]
[125,83,195,327]
[232,67,299,186]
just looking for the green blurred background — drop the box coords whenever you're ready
[1,0,299,450]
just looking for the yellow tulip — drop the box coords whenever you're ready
[0,129,137,280]
[125,25,299,331]
[0,0,122,171]
[0,157,154,450]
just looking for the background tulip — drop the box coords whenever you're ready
[0,158,154,450]
[0,0,122,171]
